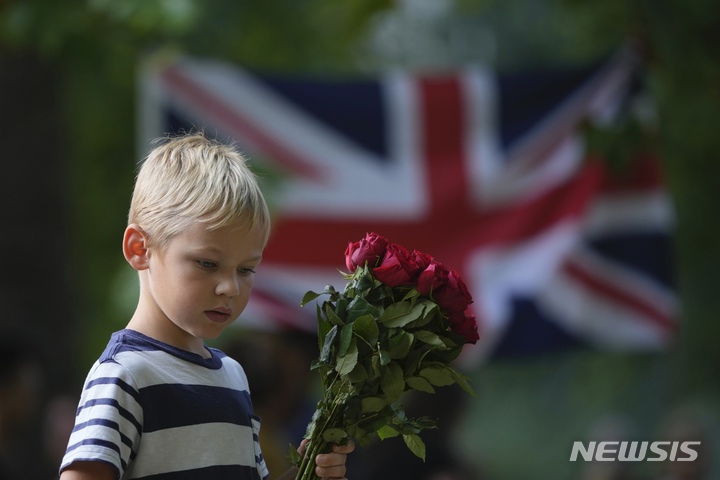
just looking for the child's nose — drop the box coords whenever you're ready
[216,274,240,297]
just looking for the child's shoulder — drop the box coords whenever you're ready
[91,330,245,386]
[97,329,168,364]
[82,332,250,399]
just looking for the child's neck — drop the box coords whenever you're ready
[126,314,211,359]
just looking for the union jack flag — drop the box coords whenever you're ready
[138,49,677,364]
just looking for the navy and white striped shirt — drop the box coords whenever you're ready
[61,329,269,480]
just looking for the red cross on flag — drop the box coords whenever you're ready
[139,49,677,365]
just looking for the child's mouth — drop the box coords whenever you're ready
[205,309,231,323]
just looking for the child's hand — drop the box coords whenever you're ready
[315,441,355,480]
[299,439,355,480]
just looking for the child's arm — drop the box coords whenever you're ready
[59,461,117,480]
[276,441,355,480]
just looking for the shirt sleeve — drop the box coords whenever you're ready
[250,415,270,480]
[60,360,143,478]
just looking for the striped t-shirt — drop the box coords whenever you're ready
[61,329,270,480]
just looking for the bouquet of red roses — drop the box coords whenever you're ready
[290,232,479,480]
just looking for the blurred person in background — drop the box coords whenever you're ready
[576,414,643,480]
[41,394,78,479]
[222,329,319,475]
[651,406,715,480]
[0,337,43,480]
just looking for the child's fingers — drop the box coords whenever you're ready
[314,461,346,480]
[314,440,355,479]
[297,438,309,456]
[330,440,355,454]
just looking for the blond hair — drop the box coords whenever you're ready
[129,133,271,248]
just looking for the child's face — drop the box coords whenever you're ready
[141,220,265,350]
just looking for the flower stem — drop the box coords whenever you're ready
[295,394,346,480]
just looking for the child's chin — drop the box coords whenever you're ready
[202,326,228,340]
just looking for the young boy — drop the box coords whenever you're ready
[59,133,353,480]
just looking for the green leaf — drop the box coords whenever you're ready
[380,361,405,401]
[419,367,456,387]
[381,301,425,328]
[346,296,378,323]
[361,396,387,413]
[325,303,345,326]
[359,414,391,434]
[305,404,326,438]
[353,314,379,345]
[378,349,391,366]
[449,368,476,396]
[387,331,414,359]
[317,304,332,350]
[338,323,354,357]
[335,297,348,321]
[400,288,420,303]
[420,299,439,317]
[377,424,400,440]
[320,325,338,363]
[403,344,434,377]
[455,375,475,396]
[413,330,446,347]
[403,434,426,460]
[358,435,375,447]
[406,376,436,394]
[322,428,348,443]
[287,443,302,467]
[413,416,439,430]
[440,335,458,348]
[355,270,375,291]
[430,344,463,364]
[363,282,389,304]
[407,299,439,328]
[347,361,368,383]
[367,356,381,381]
[300,290,321,306]
[336,338,358,376]
[347,424,366,443]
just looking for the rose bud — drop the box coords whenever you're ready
[411,250,434,271]
[345,232,388,271]
[449,313,480,344]
[373,243,420,287]
[433,270,473,313]
[417,261,449,295]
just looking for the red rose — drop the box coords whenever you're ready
[411,250,434,271]
[345,232,388,272]
[344,242,357,271]
[373,243,420,287]
[417,260,449,295]
[448,312,479,344]
[433,270,473,314]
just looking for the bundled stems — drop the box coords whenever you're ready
[296,439,324,480]
[295,399,343,480]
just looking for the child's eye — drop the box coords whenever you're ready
[197,260,217,270]
[238,267,256,276]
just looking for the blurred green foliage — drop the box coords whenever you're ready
[1,0,719,478]
[0,0,395,367]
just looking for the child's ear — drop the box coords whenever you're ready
[123,224,151,271]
